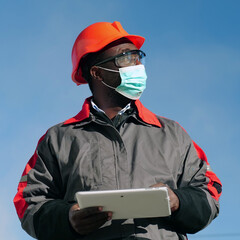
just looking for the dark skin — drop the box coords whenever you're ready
[69,205,112,236]
[90,39,137,119]
[69,39,179,236]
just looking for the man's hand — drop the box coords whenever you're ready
[69,204,112,236]
[150,183,179,213]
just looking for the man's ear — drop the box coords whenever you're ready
[90,66,103,81]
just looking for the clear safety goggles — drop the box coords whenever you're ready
[95,50,146,68]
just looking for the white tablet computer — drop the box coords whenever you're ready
[75,187,171,219]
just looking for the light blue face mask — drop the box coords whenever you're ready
[98,64,147,100]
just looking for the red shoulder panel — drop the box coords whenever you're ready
[63,97,91,125]
[134,100,162,127]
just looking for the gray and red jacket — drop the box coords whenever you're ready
[14,97,222,240]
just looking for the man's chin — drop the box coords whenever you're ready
[107,90,132,105]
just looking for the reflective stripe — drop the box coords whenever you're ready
[13,133,47,219]
[193,141,222,201]
[20,175,27,182]
[207,165,213,172]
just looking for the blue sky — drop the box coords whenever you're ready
[1,1,239,239]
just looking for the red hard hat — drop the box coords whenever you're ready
[71,21,145,85]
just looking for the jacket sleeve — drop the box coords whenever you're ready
[13,131,81,240]
[169,125,222,234]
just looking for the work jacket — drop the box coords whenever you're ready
[14,97,222,240]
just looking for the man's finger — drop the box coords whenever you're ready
[74,211,112,235]
[72,206,103,219]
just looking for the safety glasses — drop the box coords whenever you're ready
[95,50,146,68]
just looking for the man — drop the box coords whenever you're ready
[14,21,222,240]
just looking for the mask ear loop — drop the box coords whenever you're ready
[96,66,120,89]
[101,80,116,89]
[97,66,119,73]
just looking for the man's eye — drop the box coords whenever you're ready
[119,56,129,63]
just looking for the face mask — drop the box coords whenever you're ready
[99,64,147,100]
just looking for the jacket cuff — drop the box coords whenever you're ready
[34,200,83,240]
[170,186,212,234]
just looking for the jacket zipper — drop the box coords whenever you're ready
[94,121,122,189]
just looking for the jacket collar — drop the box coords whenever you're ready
[63,97,92,125]
[63,97,161,128]
[134,100,161,127]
